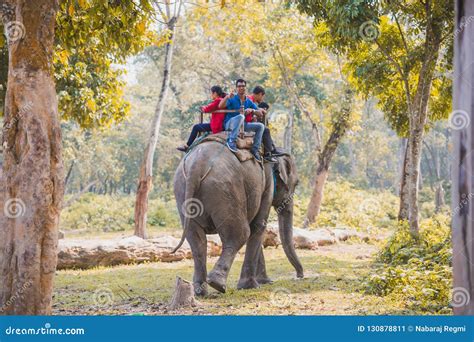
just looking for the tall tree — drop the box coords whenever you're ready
[452,0,474,315]
[0,0,157,315]
[134,0,183,238]
[196,1,358,227]
[296,0,453,233]
[0,0,63,315]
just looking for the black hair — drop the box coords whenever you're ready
[235,78,247,86]
[210,85,226,98]
[258,102,270,110]
[253,85,265,95]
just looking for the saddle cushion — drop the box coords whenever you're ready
[196,132,255,163]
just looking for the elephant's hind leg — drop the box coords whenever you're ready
[237,226,266,290]
[186,222,208,297]
[207,215,250,293]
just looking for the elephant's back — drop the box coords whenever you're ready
[174,141,266,220]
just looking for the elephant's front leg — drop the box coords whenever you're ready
[255,245,273,285]
[237,225,266,290]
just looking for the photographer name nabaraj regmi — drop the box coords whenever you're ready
[415,325,466,334]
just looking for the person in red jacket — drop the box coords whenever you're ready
[177,86,226,152]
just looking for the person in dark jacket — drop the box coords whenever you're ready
[177,86,226,152]
[249,86,286,161]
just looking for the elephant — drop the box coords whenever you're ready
[173,139,304,296]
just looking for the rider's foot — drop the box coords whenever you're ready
[251,149,262,162]
[264,152,277,163]
[272,147,286,156]
[177,144,189,152]
[226,140,238,153]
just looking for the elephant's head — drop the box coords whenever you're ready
[273,155,304,278]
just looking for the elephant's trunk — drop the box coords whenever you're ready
[278,204,304,278]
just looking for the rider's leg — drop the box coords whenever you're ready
[186,123,211,146]
[244,122,264,151]
[225,115,245,152]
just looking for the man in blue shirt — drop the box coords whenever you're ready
[219,79,265,161]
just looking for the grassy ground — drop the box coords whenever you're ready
[52,240,422,316]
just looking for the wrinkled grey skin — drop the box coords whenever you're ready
[173,141,304,296]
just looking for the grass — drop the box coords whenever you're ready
[52,242,425,316]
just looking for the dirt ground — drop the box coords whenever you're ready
[52,237,418,315]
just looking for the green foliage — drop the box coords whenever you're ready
[292,181,398,230]
[366,215,452,313]
[0,0,160,126]
[61,194,180,233]
[295,0,453,136]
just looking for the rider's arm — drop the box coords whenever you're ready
[219,92,234,109]
[202,98,220,113]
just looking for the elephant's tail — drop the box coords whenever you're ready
[171,172,201,254]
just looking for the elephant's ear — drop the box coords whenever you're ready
[276,158,290,190]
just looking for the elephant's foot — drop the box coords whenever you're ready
[256,277,274,285]
[194,282,208,297]
[207,270,227,293]
[237,277,260,290]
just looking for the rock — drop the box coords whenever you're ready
[57,234,222,270]
[332,228,358,242]
[207,235,222,257]
[292,228,337,249]
[263,226,280,248]
[58,230,65,239]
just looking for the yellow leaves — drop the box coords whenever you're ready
[86,99,97,112]
[68,4,75,16]
[136,21,146,35]
[57,49,70,65]
[78,0,90,9]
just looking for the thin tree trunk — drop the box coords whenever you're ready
[0,0,63,315]
[304,164,329,227]
[283,103,294,153]
[406,42,441,234]
[304,88,353,227]
[134,19,176,239]
[452,0,474,315]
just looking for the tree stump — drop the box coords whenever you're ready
[169,277,197,310]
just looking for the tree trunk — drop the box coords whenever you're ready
[398,139,410,220]
[406,25,441,233]
[169,277,197,310]
[283,102,294,153]
[304,164,329,227]
[134,19,176,239]
[452,0,474,315]
[304,88,353,227]
[0,0,63,315]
